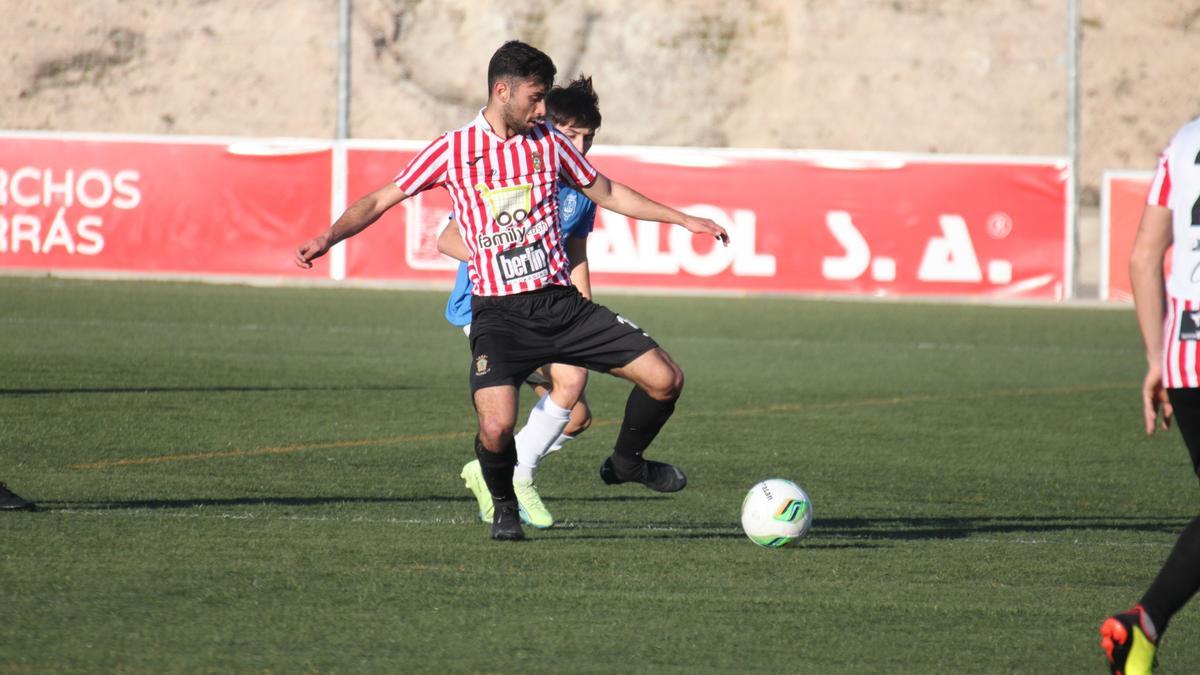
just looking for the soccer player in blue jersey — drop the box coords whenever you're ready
[438,76,601,529]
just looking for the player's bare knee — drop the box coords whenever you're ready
[550,366,587,398]
[644,364,683,401]
[477,418,514,451]
[664,365,685,399]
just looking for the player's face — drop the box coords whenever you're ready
[554,121,596,156]
[502,78,547,133]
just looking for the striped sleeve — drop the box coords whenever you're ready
[1147,149,1171,207]
[551,130,599,188]
[394,134,450,195]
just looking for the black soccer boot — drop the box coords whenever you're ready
[600,457,687,493]
[491,499,526,541]
[0,483,36,511]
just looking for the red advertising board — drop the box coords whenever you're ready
[0,132,1070,300]
[1101,171,1153,301]
[340,142,455,283]
[0,132,331,278]
[344,144,1071,299]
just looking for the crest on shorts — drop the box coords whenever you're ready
[532,151,543,172]
[474,354,491,375]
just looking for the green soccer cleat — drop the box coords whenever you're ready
[513,479,554,529]
[460,460,493,523]
[1100,605,1157,675]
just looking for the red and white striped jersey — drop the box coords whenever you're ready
[1163,296,1200,388]
[1148,116,1200,301]
[394,111,599,297]
[1150,116,1200,388]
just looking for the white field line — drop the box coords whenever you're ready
[45,508,1175,547]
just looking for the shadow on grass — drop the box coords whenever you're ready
[0,384,419,396]
[40,494,670,510]
[815,514,1195,541]
[539,514,1194,546]
[538,524,885,548]
[37,498,1193,546]
[43,495,475,509]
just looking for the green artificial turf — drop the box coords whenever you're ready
[0,276,1194,673]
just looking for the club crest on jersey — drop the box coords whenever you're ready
[561,189,578,220]
[532,151,543,172]
[474,354,491,376]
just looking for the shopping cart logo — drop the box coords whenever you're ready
[475,183,533,227]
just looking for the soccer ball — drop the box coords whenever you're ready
[740,479,813,548]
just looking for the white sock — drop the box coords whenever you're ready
[513,394,571,482]
[544,433,576,457]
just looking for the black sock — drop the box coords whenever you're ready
[475,434,517,504]
[611,386,677,474]
[1139,515,1200,637]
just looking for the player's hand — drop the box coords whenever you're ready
[1142,365,1172,435]
[680,215,730,246]
[295,232,333,269]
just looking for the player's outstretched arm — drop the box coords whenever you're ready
[1129,203,1173,435]
[295,183,409,268]
[580,174,729,246]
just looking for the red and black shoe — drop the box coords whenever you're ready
[1100,605,1158,675]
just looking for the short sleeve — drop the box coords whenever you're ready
[1147,149,1171,208]
[552,130,598,189]
[394,134,450,196]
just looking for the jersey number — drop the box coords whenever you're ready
[1193,148,1200,227]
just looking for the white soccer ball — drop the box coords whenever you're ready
[740,478,813,548]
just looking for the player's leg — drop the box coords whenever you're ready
[550,293,687,493]
[472,383,524,540]
[558,387,592,446]
[511,364,589,528]
[526,366,593,444]
[1136,388,1200,627]
[1101,386,1200,673]
[601,347,688,492]
[515,364,586,481]
[456,321,499,523]
[0,482,35,511]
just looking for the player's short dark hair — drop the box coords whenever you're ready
[547,76,602,130]
[487,40,556,95]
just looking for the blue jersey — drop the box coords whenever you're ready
[445,183,596,327]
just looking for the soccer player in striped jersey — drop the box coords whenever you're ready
[295,41,728,541]
[1101,115,1200,674]
[439,76,603,529]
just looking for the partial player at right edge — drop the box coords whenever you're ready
[1101,114,1200,675]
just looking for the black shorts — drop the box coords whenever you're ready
[1167,388,1200,480]
[468,284,659,392]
